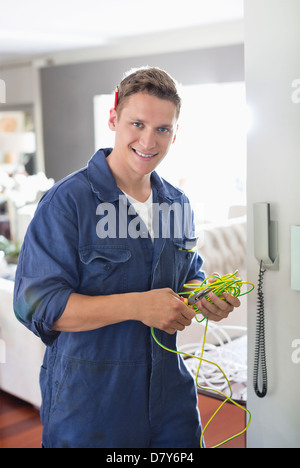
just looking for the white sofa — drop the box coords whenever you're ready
[0,278,45,407]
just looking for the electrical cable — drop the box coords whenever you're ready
[180,324,248,394]
[151,271,255,449]
[253,260,268,398]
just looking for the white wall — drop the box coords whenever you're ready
[245,0,300,448]
[47,20,244,66]
[0,64,35,105]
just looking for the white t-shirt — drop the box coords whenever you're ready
[123,190,154,241]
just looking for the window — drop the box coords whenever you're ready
[159,82,248,223]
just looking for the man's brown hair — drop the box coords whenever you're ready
[115,67,181,119]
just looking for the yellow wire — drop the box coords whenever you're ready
[151,270,254,449]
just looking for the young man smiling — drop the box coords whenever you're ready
[14,67,240,448]
[107,90,178,201]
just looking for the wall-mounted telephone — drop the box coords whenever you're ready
[252,203,279,398]
[253,202,279,271]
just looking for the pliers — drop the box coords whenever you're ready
[180,286,213,307]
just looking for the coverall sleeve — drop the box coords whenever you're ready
[13,198,80,346]
[185,251,205,284]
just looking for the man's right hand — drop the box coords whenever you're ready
[136,288,195,334]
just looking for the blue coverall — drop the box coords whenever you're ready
[14,148,205,448]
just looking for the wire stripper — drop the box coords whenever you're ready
[180,286,212,307]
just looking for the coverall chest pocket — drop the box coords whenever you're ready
[173,237,198,292]
[78,246,131,295]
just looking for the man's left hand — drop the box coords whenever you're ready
[196,290,240,322]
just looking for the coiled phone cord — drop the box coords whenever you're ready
[253,261,268,398]
[151,271,254,448]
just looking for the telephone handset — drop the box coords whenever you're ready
[253,203,279,271]
[253,203,279,398]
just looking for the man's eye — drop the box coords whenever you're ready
[158,127,170,133]
[133,122,143,128]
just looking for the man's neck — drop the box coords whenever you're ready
[107,150,152,202]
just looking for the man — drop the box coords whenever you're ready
[14,67,240,448]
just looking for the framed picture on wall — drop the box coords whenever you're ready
[0,111,25,133]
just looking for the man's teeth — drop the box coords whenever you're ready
[134,149,154,158]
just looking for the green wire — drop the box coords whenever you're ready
[151,271,254,448]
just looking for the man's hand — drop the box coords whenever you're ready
[137,288,196,335]
[195,291,240,322]
[195,275,241,322]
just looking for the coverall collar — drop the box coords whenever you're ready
[87,148,184,204]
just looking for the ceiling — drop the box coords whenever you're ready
[0,0,244,64]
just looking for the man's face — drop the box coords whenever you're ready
[108,92,178,178]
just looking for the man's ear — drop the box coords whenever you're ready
[108,108,118,131]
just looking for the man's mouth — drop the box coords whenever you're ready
[132,148,157,159]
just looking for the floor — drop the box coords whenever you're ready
[0,390,246,448]
[0,391,43,448]
[197,393,246,448]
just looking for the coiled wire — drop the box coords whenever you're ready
[253,260,268,398]
[182,270,255,313]
[151,271,255,448]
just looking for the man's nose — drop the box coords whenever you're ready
[139,128,156,150]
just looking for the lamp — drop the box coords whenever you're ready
[0,131,36,170]
[0,132,36,153]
